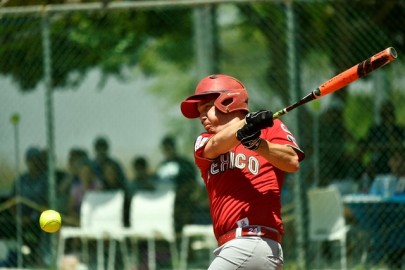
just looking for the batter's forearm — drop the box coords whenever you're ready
[255,141,300,172]
[203,119,245,159]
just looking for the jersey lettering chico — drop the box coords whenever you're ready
[194,119,304,240]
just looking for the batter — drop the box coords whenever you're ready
[180,74,305,270]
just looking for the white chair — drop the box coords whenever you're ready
[307,187,350,270]
[179,224,216,270]
[120,189,178,270]
[57,190,129,270]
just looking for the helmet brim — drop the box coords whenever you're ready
[180,93,220,119]
[181,99,201,119]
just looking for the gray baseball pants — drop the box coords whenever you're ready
[208,237,283,270]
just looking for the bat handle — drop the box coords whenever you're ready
[273,109,287,119]
[272,92,317,119]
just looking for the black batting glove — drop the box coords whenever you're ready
[236,124,262,150]
[236,110,273,150]
[245,110,274,130]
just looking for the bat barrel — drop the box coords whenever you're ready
[358,47,398,78]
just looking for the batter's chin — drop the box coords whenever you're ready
[205,126,215,134]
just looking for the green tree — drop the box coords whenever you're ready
[0,7,193,91]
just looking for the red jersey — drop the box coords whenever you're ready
[193,119,304,240]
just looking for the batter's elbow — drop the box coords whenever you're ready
[286,157,300,173]
[291,161,300,172]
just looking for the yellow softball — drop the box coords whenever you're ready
[39,210,62,233]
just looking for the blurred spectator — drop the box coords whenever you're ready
[360,101,405,179]
[129,156,157,193]
[57,148,89,216]
[101,159,128,227]
[124,156,157,226]
[156,135,199,236]
[91,136,127,188]
[369,146,405,197]
[101,159,128,192]
[367,145,405,270]
[12,147,48,216]
[67,158,103,225]
[39,149,68,214]
[64,157,103,257]
[328,151,365,196]
[318,100,356,187]
[11,146,48,267]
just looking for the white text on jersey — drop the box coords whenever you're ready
[210,152,259,175]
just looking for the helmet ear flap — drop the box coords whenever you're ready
[221,97,233,107]
[214,89,249,114]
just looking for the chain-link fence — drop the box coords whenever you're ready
[1,0,404,269]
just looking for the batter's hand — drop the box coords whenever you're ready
[236,110,273,150]
[245,110,274,130]
[236,124,262,150]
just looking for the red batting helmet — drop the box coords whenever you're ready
[180,74,249,118]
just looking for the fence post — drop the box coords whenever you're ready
[193,4,218,77]
[285,2,307,269]
[41,11,57,267]
[10,113,23,268]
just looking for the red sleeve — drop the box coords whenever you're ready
[193,133,214,183]
[263,119,305,161]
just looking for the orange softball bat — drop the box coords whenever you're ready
[316,47,397,97]
[273,47,398,119]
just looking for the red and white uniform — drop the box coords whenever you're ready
[193,119,304,240]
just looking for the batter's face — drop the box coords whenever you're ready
[197,100,239,134]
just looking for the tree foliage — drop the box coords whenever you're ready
[233,1,404,102]
[0,0,403,95]
[0,6,193,91]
